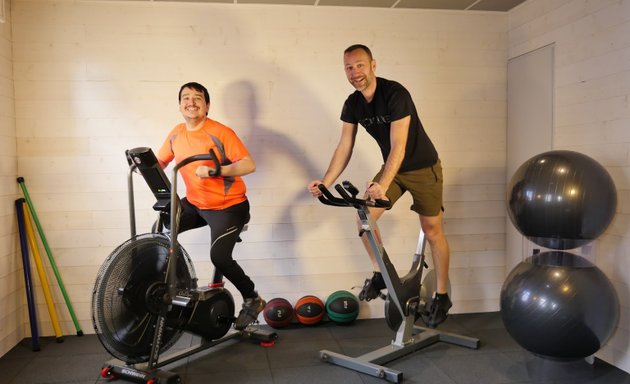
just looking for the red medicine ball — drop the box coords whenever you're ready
[263,298,294,329]
[294,295,325,326]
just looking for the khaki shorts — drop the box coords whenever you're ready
[373,159,444,216]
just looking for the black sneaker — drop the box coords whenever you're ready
[422,293,452,328]
[358,272,386,301]
[234,295,266,330]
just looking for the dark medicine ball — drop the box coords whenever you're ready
[294,295,325,326]
[263,298,294,329]
[507,150,616,250]
[325,290,359,324]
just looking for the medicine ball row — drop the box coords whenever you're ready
[262,290,359,329]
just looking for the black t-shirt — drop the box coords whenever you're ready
[340,77,438,172]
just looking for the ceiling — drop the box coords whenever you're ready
[149,0,529,13]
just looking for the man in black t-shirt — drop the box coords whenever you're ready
[308,44,452,328]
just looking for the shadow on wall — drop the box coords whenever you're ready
[222,79,370,282]
[222,78,321,222]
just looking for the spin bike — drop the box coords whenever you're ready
[317,181,479,383]
[92,147,277,384]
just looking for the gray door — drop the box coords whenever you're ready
[506,44,554,272]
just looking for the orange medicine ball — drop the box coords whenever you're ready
[294,295,325,326]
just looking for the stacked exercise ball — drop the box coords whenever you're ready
[263,298,294,329]
[325,290,359,324]
[294,295,325,326]
[502,150,620,360]
[506,150,617,250]
[501,251,619,359]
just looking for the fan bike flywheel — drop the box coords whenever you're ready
[92,233,197,364]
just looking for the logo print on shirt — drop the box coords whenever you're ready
[359,115,391,129]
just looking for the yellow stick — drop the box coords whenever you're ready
[22,204,64,342]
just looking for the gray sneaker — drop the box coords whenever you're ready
[234,295,266,330]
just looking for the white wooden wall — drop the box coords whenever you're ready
[6,0,507,346]
[509,0,630,373]
[0,0,19,359]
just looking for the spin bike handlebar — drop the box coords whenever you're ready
[317,181,391,210]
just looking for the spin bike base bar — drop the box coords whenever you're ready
[320,325,480,383]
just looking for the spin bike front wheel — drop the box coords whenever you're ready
[92,233,197,364]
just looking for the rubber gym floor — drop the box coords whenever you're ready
[1,311,629,384]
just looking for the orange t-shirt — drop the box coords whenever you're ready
[157,118,250,210]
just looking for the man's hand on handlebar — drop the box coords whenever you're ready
[307,180,326,197]
[366,182,388,202]
[314,180,391,209]
[196,165,220,178]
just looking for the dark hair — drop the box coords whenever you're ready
[344,44,373,61]
[178,82,210,104]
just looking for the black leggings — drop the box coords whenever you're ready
[177,198,256,299]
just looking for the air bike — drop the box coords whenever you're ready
[316,181,479,383]
[92,147,277,384]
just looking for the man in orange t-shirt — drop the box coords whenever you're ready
[157,82,264,330]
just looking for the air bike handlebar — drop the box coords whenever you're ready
[166,148,221,305]
[125,146,223,306]
[170,149,220,234]
[172,148,220,174]
[317,181,391,209]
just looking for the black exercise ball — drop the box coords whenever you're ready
[500,251,619,360]
[507,150,616,250]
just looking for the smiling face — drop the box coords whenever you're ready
[344,47,376,94]
[179,86,210,122]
